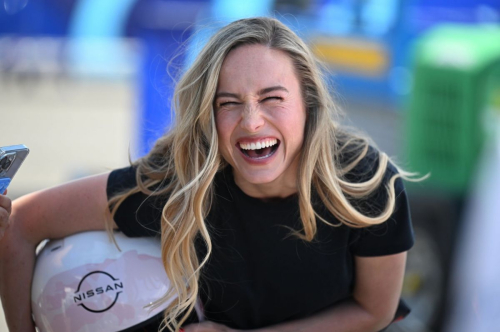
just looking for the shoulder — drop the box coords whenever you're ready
[107,164,171,237]
[334,133,404,217]
[336,137,399,186]
[335,142,414,255]
[107,165,138,196]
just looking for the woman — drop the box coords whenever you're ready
[0,17,414,332]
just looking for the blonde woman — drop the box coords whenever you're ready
[0,17,414,332]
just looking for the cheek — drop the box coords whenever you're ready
[215,114,234,147]
[276,107,306,138]
[215,119,237,165]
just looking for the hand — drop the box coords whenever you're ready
[0,190,12,239]
[183,321,240,332]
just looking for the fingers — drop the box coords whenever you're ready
[0,194,12,239]
[0,194,12,214]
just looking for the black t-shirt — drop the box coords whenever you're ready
[107,151,414,329]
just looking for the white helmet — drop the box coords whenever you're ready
[31,231,202,332]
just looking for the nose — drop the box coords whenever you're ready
[240,104,265,132]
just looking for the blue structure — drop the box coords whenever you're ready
[2,0,499,156]
[134,0,273,157]
[0,0,72,36]
[128,0,208,158]
[307,0,500,106]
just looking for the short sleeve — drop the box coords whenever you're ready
[107,166,165,237]
[350,172,414,257]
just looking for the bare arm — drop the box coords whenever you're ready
[184,252,407,332]
[262,252,407,332]
[0,173,117,332]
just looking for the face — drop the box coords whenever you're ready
[214,44,306,197]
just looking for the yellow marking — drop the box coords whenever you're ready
[402,273,422,296]
[311,37,389,77]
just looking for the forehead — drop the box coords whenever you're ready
[217,44,299,91]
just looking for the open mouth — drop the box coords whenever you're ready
[238,139,280,159]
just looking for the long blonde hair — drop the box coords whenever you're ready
[109,17,414,331]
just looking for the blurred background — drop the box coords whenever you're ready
[1,0,500,331]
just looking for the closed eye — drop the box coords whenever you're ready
[219,101,240,107]
[262,96,283,102]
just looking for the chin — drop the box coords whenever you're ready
[239,169,282,185]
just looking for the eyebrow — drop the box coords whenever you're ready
[215,85,289,100]
[259,85,289,95]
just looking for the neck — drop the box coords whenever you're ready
[233,170,299,201]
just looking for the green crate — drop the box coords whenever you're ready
[407,24,500,194]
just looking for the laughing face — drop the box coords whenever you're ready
[214,44,306,198]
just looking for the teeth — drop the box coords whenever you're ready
[239,139,277,150]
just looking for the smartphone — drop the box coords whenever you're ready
[0,144,30,194]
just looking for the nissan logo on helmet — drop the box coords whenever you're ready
[73,271,124,313]
[31,231,182,332]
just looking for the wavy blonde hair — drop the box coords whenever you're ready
[109,17,415,331]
